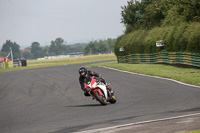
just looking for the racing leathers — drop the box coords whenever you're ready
[79,70,108,96]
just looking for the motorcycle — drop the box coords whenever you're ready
[84,76,116,105]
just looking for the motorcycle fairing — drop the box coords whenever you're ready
[85,76,108,100]
[97,84,108,99]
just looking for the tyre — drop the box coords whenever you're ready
[94,91,107,105]
[109,95,117,104]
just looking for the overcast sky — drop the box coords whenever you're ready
[0,0,129,49]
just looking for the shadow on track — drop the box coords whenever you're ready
[65,104,104,107]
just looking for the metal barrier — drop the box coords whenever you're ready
[118,52,200,68]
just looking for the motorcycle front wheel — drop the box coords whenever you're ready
[94,91,107,105]
[109,95,117,104]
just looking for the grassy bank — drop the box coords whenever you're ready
[87,62,200,86]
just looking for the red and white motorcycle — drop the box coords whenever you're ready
[84,76,116,105]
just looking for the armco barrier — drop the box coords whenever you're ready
[118,52,200,68]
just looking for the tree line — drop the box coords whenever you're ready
[115,0,200,56]
[121,0,200,33]
[0,38,115,60]
[84,38,115,55]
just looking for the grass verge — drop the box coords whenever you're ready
[182,130,200,133]
[0,54,116,72]
[87,61,200,86]
[1,54,200,87]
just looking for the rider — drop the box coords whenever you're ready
[79,67,112,96]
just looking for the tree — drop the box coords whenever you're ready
[1,40,20,60]
[23,51,32,59]
[121,0,200,32]
[106,38,116,53]
[97,40,109,54]
[162,5,187,26]
[62,45,73,54]
[162,0,200,25]
[0,51,7,58]
[49,38,65,55]
[121,0,151,33]
[42,46,49,56]
[84,41,97,55]
[144,0,165,27]
[31,42,44,59]
[84,38,115,55]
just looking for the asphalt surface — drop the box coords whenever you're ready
[0,62,200,133]
[92,114,200,133]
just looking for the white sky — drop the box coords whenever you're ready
[0,0,129,49]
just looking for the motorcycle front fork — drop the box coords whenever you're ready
[106,85,114,96]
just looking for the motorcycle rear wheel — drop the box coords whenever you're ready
[94,91,107,105]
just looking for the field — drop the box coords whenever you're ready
[27,54,116,67]
[0,54,116,72]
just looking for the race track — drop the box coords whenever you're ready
[0,62,200,133]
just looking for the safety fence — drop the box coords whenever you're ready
[117,52,200,68]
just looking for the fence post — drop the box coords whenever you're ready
[176,52,183,64]
[161,51,169,63]
[191,53,200,67]
[150,53,157,64]
[131,54,136,64]
[140,54,145,64]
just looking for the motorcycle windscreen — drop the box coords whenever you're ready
[85,76,92,85]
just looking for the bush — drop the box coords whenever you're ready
[185,22,200,53]
[115,22,200,56]
[115,29,147,56]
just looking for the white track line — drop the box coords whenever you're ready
[75,113,200,133]
[101,66,200,88]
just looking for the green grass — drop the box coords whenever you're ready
[182,130,200,133]
[28,54,116,66]
[87,61,200,86]
[1,54,200,86]
[0,54,116,72]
